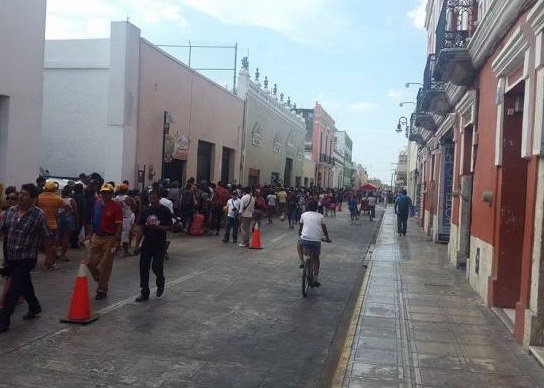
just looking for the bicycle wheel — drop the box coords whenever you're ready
[302,258,312,297]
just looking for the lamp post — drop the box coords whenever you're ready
[405,82,423,88]
[161,111,173,180]
[396,116,409,138]
[399,101,415,107]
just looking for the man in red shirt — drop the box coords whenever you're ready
[210,181,229,236]
[87,183,123,300]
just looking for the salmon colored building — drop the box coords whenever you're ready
[297,103,335,188]
[409,0,544,350]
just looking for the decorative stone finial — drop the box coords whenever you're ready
[241,56,249,70]
[263,76,269,89]
[287,96,291,106]
[255,68,260,82]
[292,102,297,110]
[272,83,278,96]
[280,93,284,102]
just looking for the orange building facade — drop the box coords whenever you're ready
[409,0,544,347]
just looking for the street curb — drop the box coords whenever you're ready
[330,246,374,388]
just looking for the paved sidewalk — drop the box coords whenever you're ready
[339,207,544,387]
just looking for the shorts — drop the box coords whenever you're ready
[299,238,321,256]
[57,213,76,232]
[121,214,135,243]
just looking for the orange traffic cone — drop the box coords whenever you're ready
[249,222,263,249]
[60,261,98,324]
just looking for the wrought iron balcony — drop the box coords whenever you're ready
[433,0,478,86]
[421,54,451,116]
[408,113,425,146]
[413,88,438,132]
[319,153,334,165]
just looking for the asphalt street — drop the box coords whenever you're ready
[0,208,380,388]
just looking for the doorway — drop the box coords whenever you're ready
[197,140,214,183]
[284,157,293,187]
[489,83,527,310]
[163,159,186,185]
[221,146,234,184]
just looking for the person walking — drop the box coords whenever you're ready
[87,183,123,300]
[394,189,412,236]
[36,180,66,269]
[133,190,172,301]
[0,183,53,333]
[223,190,241,243]
[238,187,254,247]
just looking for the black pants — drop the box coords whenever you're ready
[139,247,165,295]
[210,206,223,232]
[0,259,41,328]
[223,216,239,242]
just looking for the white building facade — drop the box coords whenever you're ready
[0,0,46,189]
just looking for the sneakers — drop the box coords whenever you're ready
[22,308,42,320]
[135,294,149,302]
[222,239,229,243]
[238,243,248,247]
[156,286,164,298]
[95,292,107,300]
[313,280,321,287]
[298,261,304,269]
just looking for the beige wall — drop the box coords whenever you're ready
[0,0,46,188]
[243,96,305,186]
[137,41,244,186]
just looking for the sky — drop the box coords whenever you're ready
[46,0,428,184]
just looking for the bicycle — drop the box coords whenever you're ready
[302,237,332,297]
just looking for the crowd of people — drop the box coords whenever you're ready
[0,170,407,333]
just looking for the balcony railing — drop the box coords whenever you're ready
[408,113,425,146]
[421,54,451,116]
[433,0,478,85]
[414,88,437,132]
[319,154,334,165]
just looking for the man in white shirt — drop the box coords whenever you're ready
[222,191,241,243]
[238,187,254,247]
[297,200,331,287]
[266,191,277,224]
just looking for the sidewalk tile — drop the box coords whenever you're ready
[340,207,544,387]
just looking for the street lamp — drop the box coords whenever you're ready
[161,110,174,180]
[396,116,409,138]
[405,82,423,88]
[399,101,415,107]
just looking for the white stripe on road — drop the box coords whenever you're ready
[271,233,288,243]
[96,268,209,315]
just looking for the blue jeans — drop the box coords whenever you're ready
[397,213,408,235]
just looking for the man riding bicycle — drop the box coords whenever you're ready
[297,200,331,287]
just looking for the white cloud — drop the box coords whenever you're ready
[348,102,379,111]
[180,0,349,47]
[387,89,403,100]
[45,0,186,39]
[407,0,427,30]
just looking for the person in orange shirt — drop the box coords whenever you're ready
[36,180,67,269]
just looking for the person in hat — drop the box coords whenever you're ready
[86,183,123,300]
[0,183,53,333]
[36,180,66,269]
